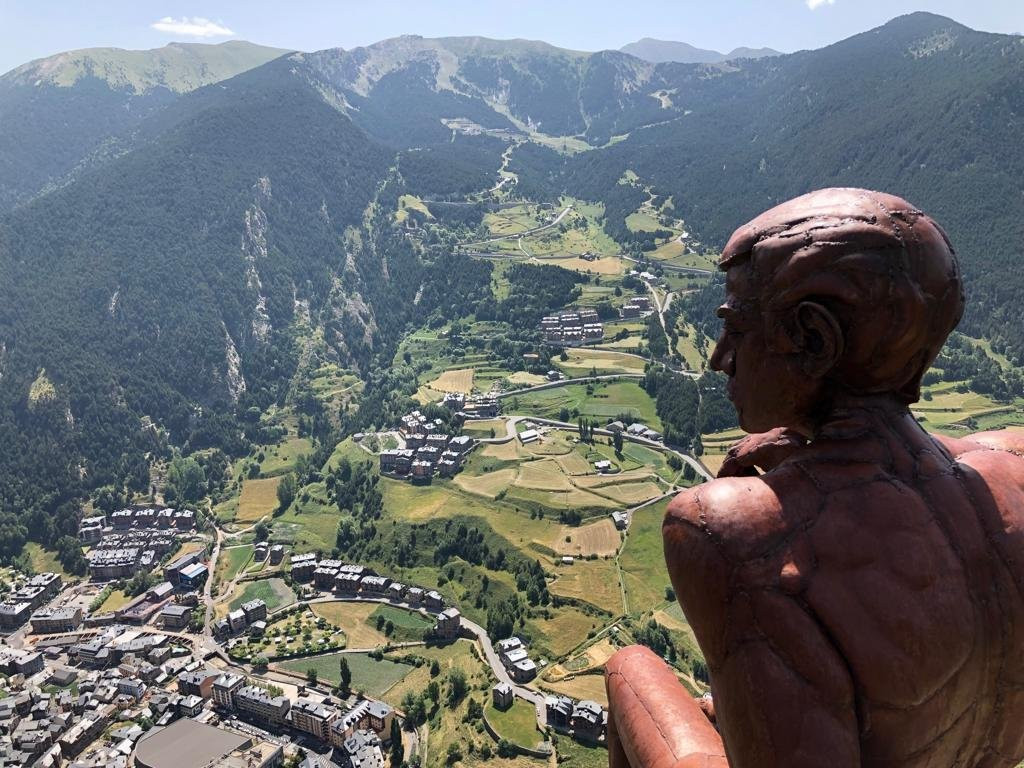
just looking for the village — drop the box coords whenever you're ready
[0,502,610,768]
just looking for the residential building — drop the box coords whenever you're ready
[178,694,204,718]
[228,609,248,634]
[425,434,449,449]
[289,553,318,582]
[510,658,538,682]
[545,695,573,729]
[177,669,220,699]
[379,449,414,475]
[0,601,32,631]
[159,604,192,630]
[314,565,340,590]
[571,699,607,741]
[331,700,395,745]
[290,697,338,740]
[433,608,461,640]
[337,729,385,768]
[269,544,285,565]
[29,605,83,634]
[235,685,291,727]
[116,677,146,700]
[612,511,629,530]
[335,572,362,594]
[410,460,434,480]
[212,673,244,709]
[493,683,513,710]
[359,575,391,595]
[241,599,268,624]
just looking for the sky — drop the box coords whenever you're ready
[1,0,1022,74]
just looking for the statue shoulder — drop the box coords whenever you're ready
[665,471,807,565]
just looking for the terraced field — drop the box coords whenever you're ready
[549,559,623,615]
[427,367,475,394]
[556,348,646,376]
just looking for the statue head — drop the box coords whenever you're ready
[710,188,964,435]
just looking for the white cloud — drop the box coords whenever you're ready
[806,0,836,9]
[150,16,234,38]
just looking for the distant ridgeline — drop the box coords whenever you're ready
[1,13,1023,556]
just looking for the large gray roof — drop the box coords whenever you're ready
[134,717,247,768]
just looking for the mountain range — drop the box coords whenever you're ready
[619,37,780,63]
[1,12,1023,546]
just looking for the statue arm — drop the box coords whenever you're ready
[662,489,861,768]
[933,429,1024,458]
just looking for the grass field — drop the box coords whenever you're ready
[539,673,610,706]
[454,468,518,498]
[619,499,672,615]
[227,578,295,614]
[368,604,434,642]
[215,544,253,586]
[556,732,609,768]
[310,602,388,648]
[625,210,663,233]
[237,477,282,522]
[486,698,542,748]
[259,436,313,476]
[24,543,69,579]
[528,607,607,658]
[461,419,506,439]
[395,194,433,224]
[98,588,132,613]
[552,519,620,557]
[279,651,411,697]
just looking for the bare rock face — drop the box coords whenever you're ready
[605,188,1024,768]
[223,325,246,402]
[241,177,273,344]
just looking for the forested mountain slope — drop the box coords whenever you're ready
[0,56,397,554]
[0,40,286,211]
[560,13,1024,360]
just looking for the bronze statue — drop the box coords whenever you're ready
[606,188,1024,768]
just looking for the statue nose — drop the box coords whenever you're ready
[710,343,735,376]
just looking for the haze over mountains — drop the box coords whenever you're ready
[1,12,1023,547]
[619,37,780,63]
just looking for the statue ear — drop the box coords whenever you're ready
[794,301,844,378]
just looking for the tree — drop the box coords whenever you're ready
[389,717,404,767]
[445,743,462,765]
[276,472,297,513]
[254,521,270,542]
[613,430,624,456]
[338,656,352,693]
[446,668,468,708]
[165,455,207,504]
[307,668,318,686]
[253,655,269,672]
